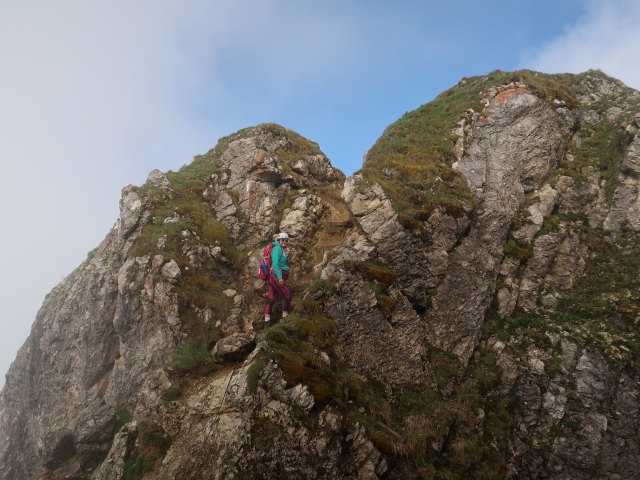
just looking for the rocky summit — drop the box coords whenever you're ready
[2,70,640,480]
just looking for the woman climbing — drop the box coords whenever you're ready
[264,232,293,326]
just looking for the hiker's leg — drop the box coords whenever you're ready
[279,270,292,314]
[280,282,292,314]
[263,275,278,316]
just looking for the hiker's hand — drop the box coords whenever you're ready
[278,278,285,286]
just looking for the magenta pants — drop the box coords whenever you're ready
[264,271,292,316]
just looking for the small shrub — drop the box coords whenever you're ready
[124,454,152,480]
[124,423,172,480]
[376,292,399,314]
[346,260,396,300]
[544,357,562,378]
[360,262,394,289]
[169,344,219,375]
[114,406,133,433]
[86,247,98,262]
[142,428,172,452]
[560,415,583,434]
[247,358,268,394]
[428,346,461,390]
[162,388,182,402]
[503,236,532,261]
[309,277,339,296]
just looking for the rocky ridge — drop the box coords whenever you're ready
[1,71,640,479]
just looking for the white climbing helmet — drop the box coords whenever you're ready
[277,232,289,240]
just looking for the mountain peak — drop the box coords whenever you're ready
[2,70,640,480]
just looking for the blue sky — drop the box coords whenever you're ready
[1,0,639,385]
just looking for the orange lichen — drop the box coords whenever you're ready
[491,87,529,106]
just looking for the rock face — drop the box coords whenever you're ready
[2,73,640,479]
[430,85,576,362]
[0,185,176,479]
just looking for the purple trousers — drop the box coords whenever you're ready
[264,271,292,316]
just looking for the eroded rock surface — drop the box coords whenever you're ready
[3,73,640,480]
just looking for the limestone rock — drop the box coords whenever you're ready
[279,194,326,238]
[430,85,576,361]
[161,259,181,279]
[211,331,256,361]
[4,75,640,480]
[146,169,170,188]
[119,186,146,240]
[90,422,137,480]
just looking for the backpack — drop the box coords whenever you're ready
[258,243,275,280]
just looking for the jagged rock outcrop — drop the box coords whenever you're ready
[0,124,353,479]
[2,72,640,480]
[0,184,176,479]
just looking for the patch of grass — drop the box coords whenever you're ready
[359,262,394,289]
[310,340,516,479]
[376,292,399,314]
[114,406,133,433]
[557,415,583,436]
[309,277,339,297]
[269,124,322,157]
[177,271,229,311]
[503,235,533,261]
[280,188,299,211]
[141,428,171,452]
[169,343,220,376]
[86,247,98,262]
[550,229,640,364]
[260,299,339,402]
[554,120,627,200]
[486,307,549,345]
[247,358,268,394]
[251,415,284,450]
[124,422,172,480]
[482,304,511,342]
[351,348,516,479]
[544,357,562,378]
[366,282,399,315]
[534,213,589,239]
[124,454,152,480]
[162,388,182,402]
[521,72,579,108]
[427,346,461,390]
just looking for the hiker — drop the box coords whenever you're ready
[264,232,293,326]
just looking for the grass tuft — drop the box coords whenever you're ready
[169,343,220,376]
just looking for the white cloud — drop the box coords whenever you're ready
[523,0,640,89]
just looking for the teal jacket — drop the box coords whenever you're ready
[271,241,289,279]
